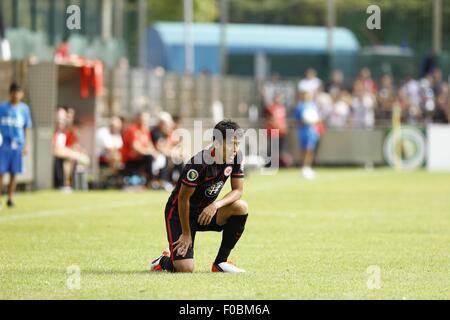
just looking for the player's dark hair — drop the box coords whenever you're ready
[213,120,242,142]
[172,114,181,123]
[9,82,22,93]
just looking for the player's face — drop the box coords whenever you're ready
[222,136,240,164]
[10,90,23,104]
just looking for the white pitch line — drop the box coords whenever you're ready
[0,199,158,223]
[0,170,380,223]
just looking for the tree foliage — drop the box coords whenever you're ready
[148,0,218,23]
[144,0,449,52]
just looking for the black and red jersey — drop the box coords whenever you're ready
[167,147,244,217]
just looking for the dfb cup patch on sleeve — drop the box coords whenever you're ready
[187,169,199,182]
[224,166,233,177]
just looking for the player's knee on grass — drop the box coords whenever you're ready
[173,260,194,273]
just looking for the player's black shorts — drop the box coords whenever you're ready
[164,202,224,261]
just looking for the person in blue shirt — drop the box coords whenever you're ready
[0,82,33,209]
[293,91,320,180]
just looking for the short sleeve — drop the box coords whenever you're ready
[180,161,205,188]
[23,104,32,129]
[231,152,244,179]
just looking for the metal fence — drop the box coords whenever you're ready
[110,69,260,122]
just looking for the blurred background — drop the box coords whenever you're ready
[0,0,449,192]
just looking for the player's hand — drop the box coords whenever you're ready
[198,202,219,226]
[173,234,192,257]
[22,145,29,156]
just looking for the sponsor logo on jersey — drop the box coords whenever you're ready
[205,181,224,198]
[0,115,24,128]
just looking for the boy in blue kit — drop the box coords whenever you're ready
[294,91,320,180]
[0,83,33,209]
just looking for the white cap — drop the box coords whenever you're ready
[158,112,173,126]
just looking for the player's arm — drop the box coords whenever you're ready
[173,182,196,257]
[215,177,243,209]
[23,127,31,156]
[23,107,32,156]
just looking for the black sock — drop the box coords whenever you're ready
[160,256,175,272]
[214,214,248,264]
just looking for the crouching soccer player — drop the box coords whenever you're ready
[150,120,248,273]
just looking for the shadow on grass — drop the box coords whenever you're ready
[5,267,222,276]
[81,270,221,275]
[80,269,153,276]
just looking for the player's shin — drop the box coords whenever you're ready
[214,214,248,264]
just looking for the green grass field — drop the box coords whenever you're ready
[0,169,449,299]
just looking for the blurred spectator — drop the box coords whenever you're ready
[400,75,422,123]
[169,115,183,147]
[326,91,351,129]
[377,74,396,122]
[298,68,321,96]
[327,69,346,96]
[150,112,175,191]
[53,107,90,192]
[356,67,378,94]
[97,116,123,172]
[54,35,70,61]
[0,9,11,61]
[432,68,443,96]
[65,108,79,150]
[419,73,436,122]
[433,83,450,124]
[121,111,159,188]
[316,85,333,121]
[294,91,321,180]
[265,93,288,166]
[168,115,185,184]
[352,80,376,129]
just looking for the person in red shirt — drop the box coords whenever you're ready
[265,93,288,167]
[122,111,160,185]
[65,107,78,148]
[52,107,89,191]
[54,36,70,61]
[356,67,378,94]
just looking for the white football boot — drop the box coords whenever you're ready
[212,261,246,273]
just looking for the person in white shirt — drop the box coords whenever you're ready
[298,68,322,97]
[0,9,11,61]
[352,81,376,129]
[97,116,124,172]
[401,75,422,123]
[327,91,351,129]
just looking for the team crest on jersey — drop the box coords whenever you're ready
[205,181,225,198]
[186,169,199,182]
[224,166,233,177]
